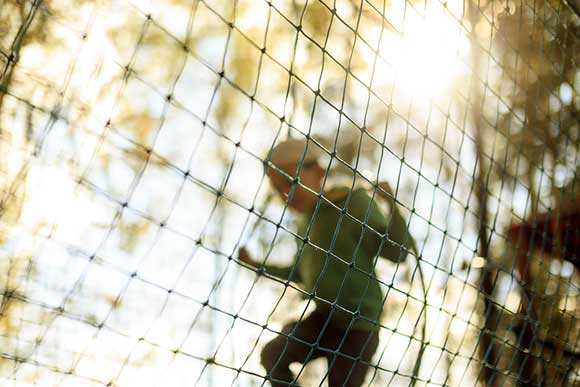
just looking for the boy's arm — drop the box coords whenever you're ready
[379,198,417,262]
[351,190,416,263]
[238,247,301,282]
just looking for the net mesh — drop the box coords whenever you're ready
[0,0,579,386]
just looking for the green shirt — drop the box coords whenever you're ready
[262,187,416,331]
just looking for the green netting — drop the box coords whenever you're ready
[0,0,579,386]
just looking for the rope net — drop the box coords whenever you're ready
[1,0,579,386]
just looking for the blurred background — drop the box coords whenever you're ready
[0,0,579,386]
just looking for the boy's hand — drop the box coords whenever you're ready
[378,181,394,197]
[238,247,257,267]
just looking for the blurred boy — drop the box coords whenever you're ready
[239,138,415,387]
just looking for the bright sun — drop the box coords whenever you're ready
[374,0,469,100]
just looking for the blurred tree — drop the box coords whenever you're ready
[494,0,579,217]
[474,1,580,385]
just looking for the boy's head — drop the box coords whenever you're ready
[267,138,325,213]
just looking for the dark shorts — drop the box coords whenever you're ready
[261,308,380,387]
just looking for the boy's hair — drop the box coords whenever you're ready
[268,138,321,169]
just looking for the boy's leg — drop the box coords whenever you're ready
[261,311,329,387]
[325,329,379,387]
